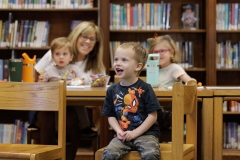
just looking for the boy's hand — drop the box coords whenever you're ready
[38,74,45,82]
[116,130,126,140]
[122,130,138,142]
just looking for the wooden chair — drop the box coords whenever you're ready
[78,106,101,156]
[0,81,66,160]
[27,92,101,158]
[95,82,197,160]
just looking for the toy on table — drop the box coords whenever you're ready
[68,78,84,86]
[89,74,110,87]
[197,82,202,87]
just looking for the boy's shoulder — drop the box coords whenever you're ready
[137,78,151,87]
[107,83,118,90]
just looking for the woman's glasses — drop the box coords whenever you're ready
[153,49,170,54]
[80,35,97,44]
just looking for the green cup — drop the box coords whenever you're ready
[9,59,23,82]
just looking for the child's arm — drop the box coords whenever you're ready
[178,74,197,84]
[108,117,126,140]
[38,75,45,82]
[124,111,158,142]
[38,70,45,82]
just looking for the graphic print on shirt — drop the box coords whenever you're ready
[114,87,145,130]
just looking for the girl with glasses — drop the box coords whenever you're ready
[147,35,196,87]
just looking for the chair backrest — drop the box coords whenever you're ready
[0,81,66,158]
[114,75,146,83]
[172,82,197,159]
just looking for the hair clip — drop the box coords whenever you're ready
[154,33,158,39]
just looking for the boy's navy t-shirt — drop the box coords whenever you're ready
[102,78,162,138]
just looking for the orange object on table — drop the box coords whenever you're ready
[22,53,36,82]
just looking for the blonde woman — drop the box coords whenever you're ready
[35,21,105,160]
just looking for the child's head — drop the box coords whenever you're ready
[147,35,179,68]
[50,37,73,67]
[114,42,148,79]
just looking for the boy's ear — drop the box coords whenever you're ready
[135,63,143,71]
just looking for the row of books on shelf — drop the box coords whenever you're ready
[0,119,29,144]
[109,41,194,69]
[0,18,50,48]
[223,122,240,149]
[176,41,194,69]
[110,2,171,30]
[0,0,93,9]
[216,3,240,30]
[223,101,240,112]
[110,3,199,31]
[0,57,41,81]
[216,41,240,69]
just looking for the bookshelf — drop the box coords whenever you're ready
[100,0,217,86]
[213,91,240,160]
[215,0,240,86]
[3,0,238,86]
[0,1,102,62]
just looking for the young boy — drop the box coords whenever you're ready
[102,42,162,160]
[39,37,81,82]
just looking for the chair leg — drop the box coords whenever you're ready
[92,135,100,158]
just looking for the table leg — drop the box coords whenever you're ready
[213,97,223,160]
[202,98,213,160]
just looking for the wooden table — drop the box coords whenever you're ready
[212,89,240,160]
[66,86,213,159]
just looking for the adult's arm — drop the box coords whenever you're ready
[34,50,53,82]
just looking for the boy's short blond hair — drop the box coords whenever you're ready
[118,42,148,75]
[147,35,179,63]
[50,37,72,56]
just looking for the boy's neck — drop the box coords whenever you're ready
[120,77,139,86]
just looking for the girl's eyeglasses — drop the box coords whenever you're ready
[152,49,170,54]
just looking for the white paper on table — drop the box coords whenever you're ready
[66,85,110,90]
[167,86,204,90]
[66,85,86,90]
[205,86,240,90]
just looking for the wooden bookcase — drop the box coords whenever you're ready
[1,0,238,85]
[0,1,104,64]
[100,0,217,86]
[213,91,240,160]
[215,0,240,86]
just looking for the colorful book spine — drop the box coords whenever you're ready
[3,59,9,81]
[22,20,29,47]
[0,59,3,80]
